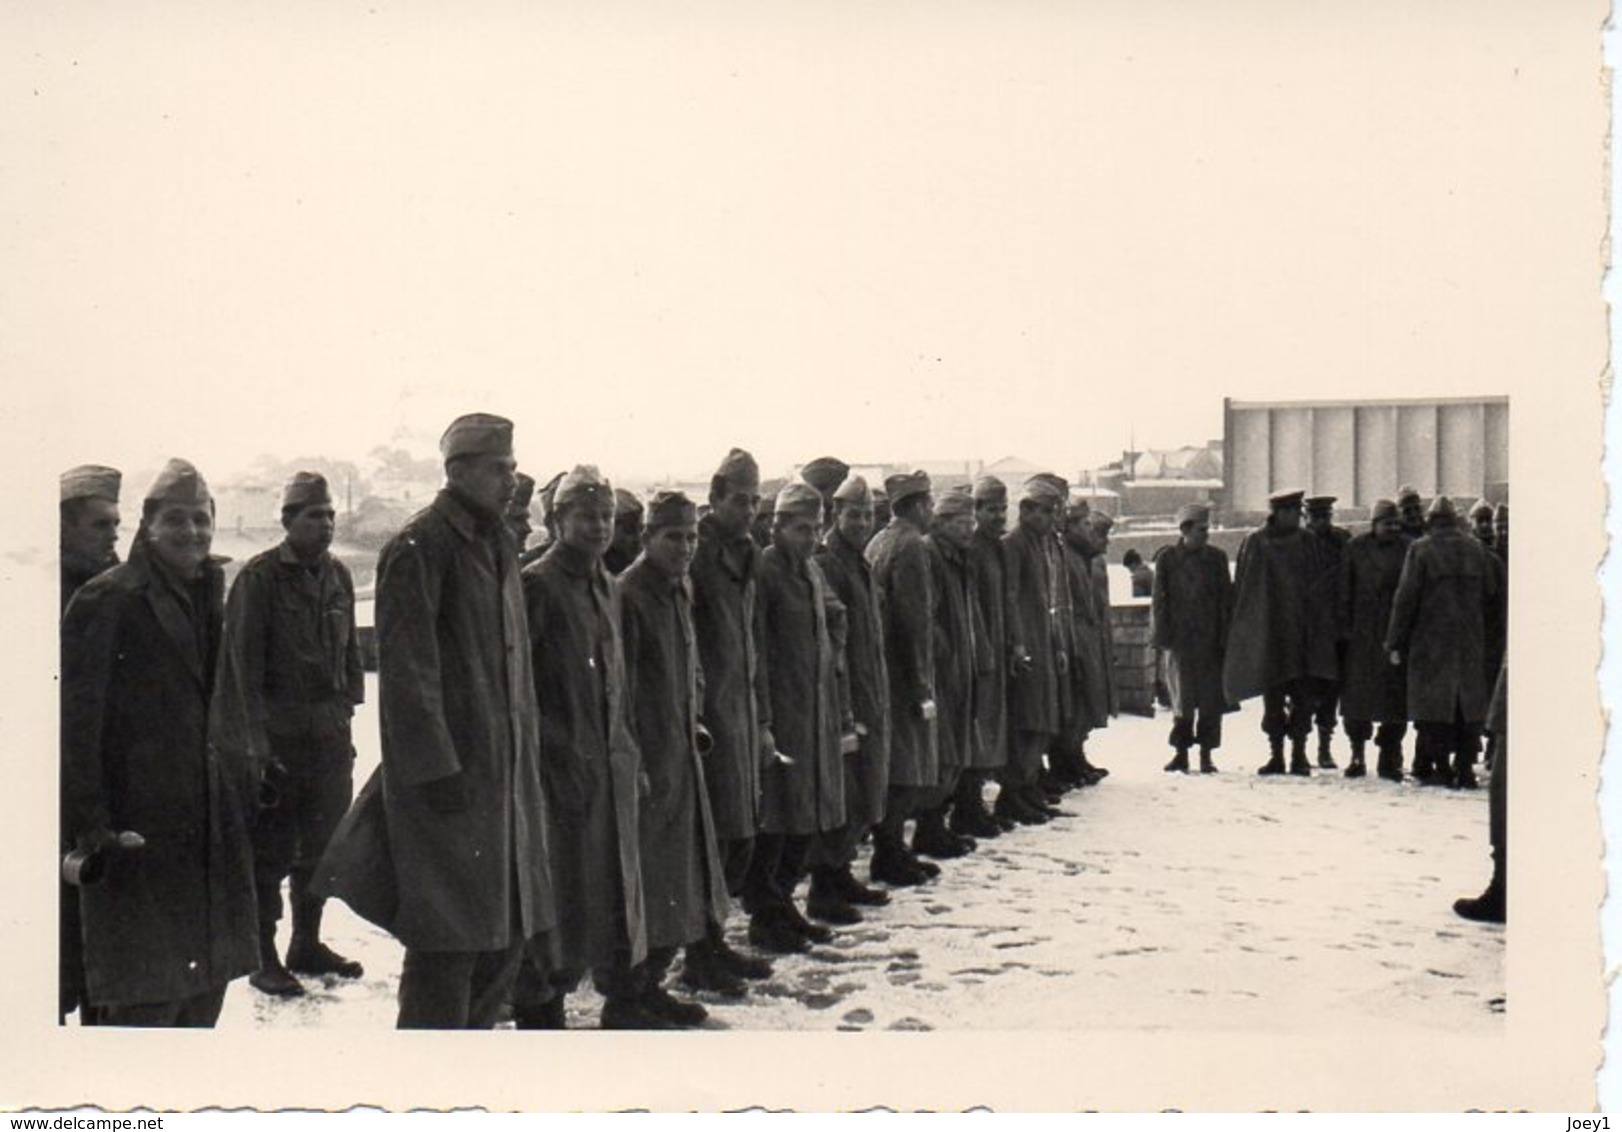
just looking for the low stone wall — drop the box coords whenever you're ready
[1110,601,1157,717]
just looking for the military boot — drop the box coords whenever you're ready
[1344,740,1367,779]
[747,908,811,955]
[806,869,863,925]
[779,899,835,944]
[1453,752,1479,790]
[513,994,568,1029]
[1288,737,1312,777]
[641,982,709,1028]
[709,928,773,981]
[249,927,306,999]
[286,899,364,979]
[1453,850,1506,924]
[679,939,748,998]
[832,864,891,906]
[1077,746,1110,782]
[913,807,974,859]
[1163,747,1190,774]
[1316,727,1337,770]
[600,995,676,1030]
[1199,747,1217,774]
[994,787,1046,827]
[1257,737,1287,776]
[1376,743,1403,782]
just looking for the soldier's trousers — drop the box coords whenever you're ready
[95,985,227,1029]
[741,832,812,915]
[1169,711,1222,752]
[716,836,755,898]
[1314,681,1341,737]
[1415,714,1483,776]
[1343,719,1408,749]
[398,941,525,1029]
[1261,679,1328,743]
[253,731,354,933]
[1001,729,1054,787]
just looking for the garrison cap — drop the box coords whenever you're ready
[554,465,613,511]
[1469,499,1495,521]
[1019,476,1066,505]
[1268,488,1306,510]
[281,471,332,511]
[1303,495,1337,514]
[614,488,645,519]
[144,458,212,509]
[539,471,566,522]
[1031,472,1071,497]
[439,413,514,461]
[1176,502,1212,527]
[1089,510,1115,533]
[713,448,761,493]
[511,472,537,510]
[1370,498,1400,522]
[1427,495,1458,522]
[61,465,122,505]
[833,474,872,505]
[972,475,1007,504]
[1065,496,1093,521]
[1494,502,1509,521]
[645,489,698,530]
[774,481,824,521]
[934,486,975,519]
[800,457,850,495]
[884,470,932,506]
[1396,485,1422,507]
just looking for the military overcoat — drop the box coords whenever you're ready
[866,520,939,787]
[1384,526,1505,725]
[967,530,1009,769]
[1337,533,1409,723]
[1001,525,1064,738]
[1222,522,1340,703]
[814,528,891,825]
[1150,541,1233,719]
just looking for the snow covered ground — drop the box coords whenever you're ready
[220,679,1504,1033]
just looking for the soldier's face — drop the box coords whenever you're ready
[1063,513,1092,552]
[1400,502,1424,527]
[939,512,975,550]
[147,503,214,579]
[643,520,698,579]
[1182,521,1210,549]
[1495,516,1509,543]
[975,499,1007,538]
[450,454,517,518]
[1374,515,1403,541]
[285,504,335,558]
[63,497,120,564]
[613,512,644,558]
[1272,505,1302,533]
[835,501,874,549]
[505,508,533,547]
[773,513,819,561]
[1473,515,1494,540]
[1306,511,1331,534]
[559,499,615,558]
[1020,498,1056,538]
[710,486,759,539]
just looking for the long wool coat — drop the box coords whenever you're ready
[60,543,259,1008]
[1150,541,1234,719]
[1223,522,1340,704]
[524,542,648,970]
[1385,526,1505,725]
[927,533,981,778]
[690,515,769,842]
[1064,546,1117,733]
[814,529,891,825]
[866,520,940,787]
[1337,532,1409,723]
[1001,524,1064,739]
[617,558,729,951]
[967,531,1009,770]
[757,546,848,835]
[318,490,556,954]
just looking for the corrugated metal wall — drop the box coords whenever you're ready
[1224,397,1508,512]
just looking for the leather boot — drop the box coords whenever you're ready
[779,899,834,944]
[709,928,773,980]
[871,826,929,885]
[1453,849,1506,924]
[913,807,973,859]
[994,787,1046,827]
[679,939,748,998]
[513,995,568,1029]
[1288,737,1312,776]
[1257,737,1286,776]
[1316,726,1337,770]
[1163,747,1190,774]
[748,908,811,955]
[832,864,891,906]
[600,995,676,1030]
[1077,747,1109,782]
[249,926,305,998]
[807,870,863,925]
[641,981,709,1028]
[1453,752,1479,790]
[1376,743,1403,782]
[1344,740,1367,779]
[1199,747,1217,774]
[286,899,364,979]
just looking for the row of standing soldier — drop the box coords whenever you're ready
[57,415,1507,1028]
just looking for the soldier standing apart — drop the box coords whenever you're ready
[1384,496,1505,789]
[956,474,1010,838]
[866,471,944,884]
[686,448,776,982]
[746,483,850,951]
[58,464,122,1024]
[997,476,1068,826]
[1303,496,1351,769]
[618,491,736,1016]
[808,474,895,921]
[1223,489,1339,777]
[1150,503,1233,774]
[606,488,645,576]
[911,487,981,860]
[212,472,365,999]
[516,465,656,1028]
[1122,549,1154,598]
[1337,499,1410,781]
[317,414,557,1029]
[61,459,259,1026]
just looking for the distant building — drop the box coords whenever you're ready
[1078,441,1224,520]
[1223,395,1509,516]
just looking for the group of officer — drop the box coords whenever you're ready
[57,413,1508,1029]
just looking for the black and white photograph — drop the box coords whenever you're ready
[7,0,1609,1113]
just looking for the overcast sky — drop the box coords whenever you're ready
[9,2,1578,492]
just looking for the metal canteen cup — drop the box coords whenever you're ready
[62,831,146,887]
